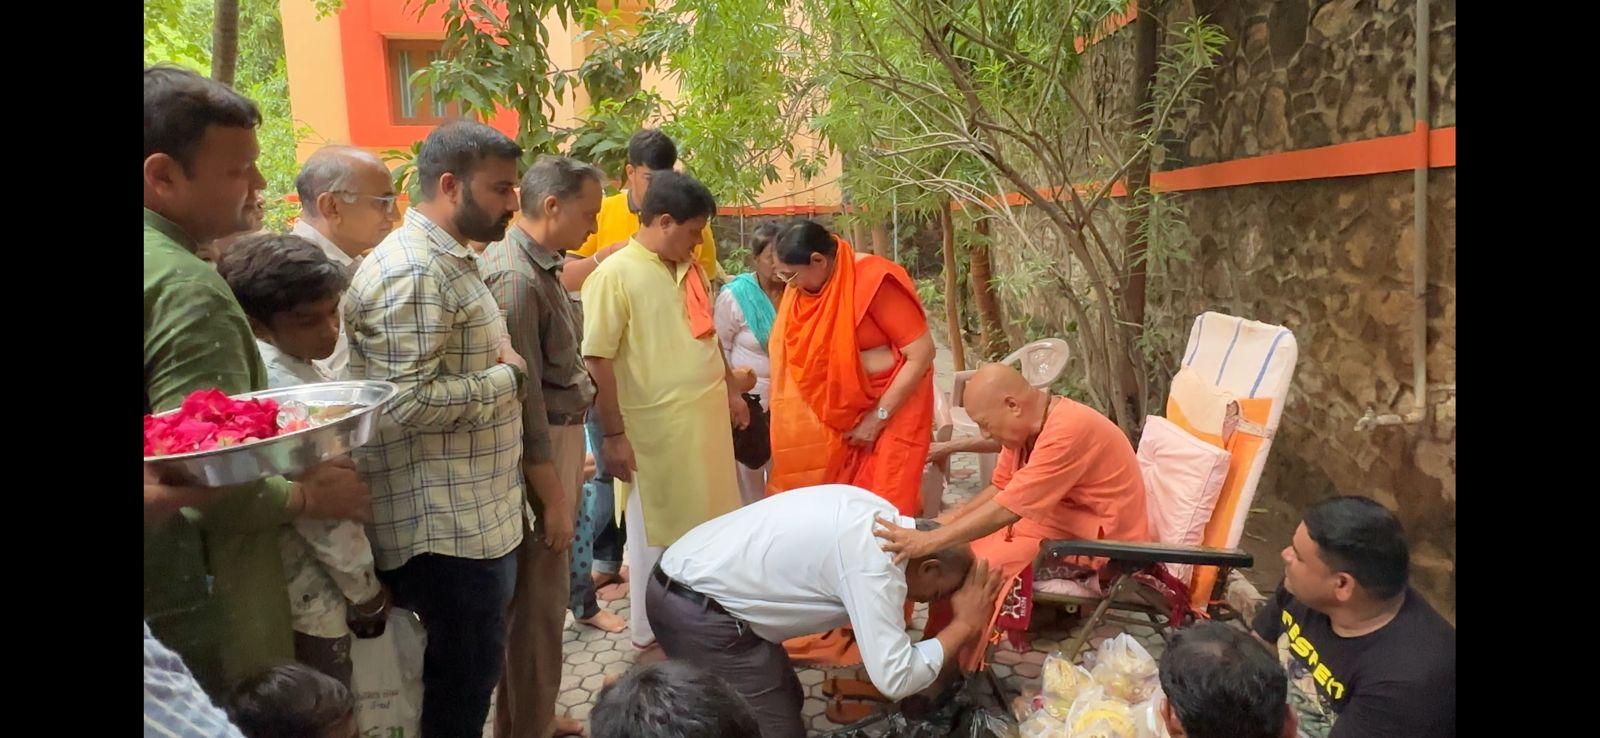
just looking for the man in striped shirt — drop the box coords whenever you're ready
[344,120,529,738]
[145,622,246,738]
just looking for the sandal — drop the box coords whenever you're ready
[824,696,881,725]
[821,677,888,702]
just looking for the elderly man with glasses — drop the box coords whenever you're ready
[292,145,400,376]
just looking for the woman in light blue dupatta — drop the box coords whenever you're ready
[714,222,787,504]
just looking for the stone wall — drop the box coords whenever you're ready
[1164,0,1456,168]
[1162,171,1456,619]
[980,0,1457,617]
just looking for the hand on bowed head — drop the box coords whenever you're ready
[872,515,943,565]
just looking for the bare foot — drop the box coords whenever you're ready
[592,570,624,589]
[552,715,585,737]
[597,582,628,602]
[576,609,626,634]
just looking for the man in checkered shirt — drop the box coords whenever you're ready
[344,120,530,738]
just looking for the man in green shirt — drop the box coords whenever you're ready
[143,66,372,695]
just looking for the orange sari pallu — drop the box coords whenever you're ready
[766,237,935,667]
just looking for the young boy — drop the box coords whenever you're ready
[218,233,387,687]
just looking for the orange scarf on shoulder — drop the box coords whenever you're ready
[767,237,931,514]
[684,261,715,339]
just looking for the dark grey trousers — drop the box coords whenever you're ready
[645,575,807,738]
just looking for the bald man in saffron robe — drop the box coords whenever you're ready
[876,363,1152,669]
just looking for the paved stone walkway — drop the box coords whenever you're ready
[498,340,1278,735]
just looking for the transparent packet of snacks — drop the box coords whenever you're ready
[1040,650,1095,717]
[1018,707,1067,738]
[1087,634,1159,703]
[1064,685,1136,738]
[1133,685,1171,738]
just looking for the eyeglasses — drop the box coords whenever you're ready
[333,191,400,211]
[774,269,799,284]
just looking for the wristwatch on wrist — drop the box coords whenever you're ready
[875,406,890,421]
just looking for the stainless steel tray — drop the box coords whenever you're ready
[144,381,398,487]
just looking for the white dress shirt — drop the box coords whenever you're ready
[292,219,355,379]
[256,339,335,389]
[658,484,944,699]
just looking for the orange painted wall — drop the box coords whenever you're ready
[280,0,581,160]
[281,0,841,208]
[279,0,352,162]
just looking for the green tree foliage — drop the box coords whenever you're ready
[396,3,674,190]
[407,0,590,161]
[383,0,1225,429]
[630,0,1225,431]
[145,0,307,231]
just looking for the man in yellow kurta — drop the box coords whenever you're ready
[560,129,724,293]
[581,169,746,652]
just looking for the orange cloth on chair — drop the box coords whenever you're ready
[1171,395,1274,608]
[768,237,934,668]
[684,261,715,339]
[766,237,933,515]
[925,396,1153,670]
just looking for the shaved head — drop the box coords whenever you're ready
[965,363,1033,408]
[962,362,1049,448]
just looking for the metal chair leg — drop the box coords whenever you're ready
[1060,572,1133,660]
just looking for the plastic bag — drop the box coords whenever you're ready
[1065,686,1136,738]
[1133,686,1171,738]
[956,708,1021,738]
[1018,708,1067,738]
[1011,686,1042,722]
[1088,634,1159,703]
[350,607,426,738]
[1041,651,1094,717]
[819,678,1018,738]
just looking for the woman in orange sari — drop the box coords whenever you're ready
[765,219,936,705]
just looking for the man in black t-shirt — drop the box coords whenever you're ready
[1252,496,1455,738]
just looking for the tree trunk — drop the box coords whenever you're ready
[1116,7,1160,423]
[870,221,890,259]
[939,206,966,372]
[211,0,239,86]
[968,217,1009,360]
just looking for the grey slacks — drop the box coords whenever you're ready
[645,573,807,738]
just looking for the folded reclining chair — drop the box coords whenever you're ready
[1034,312,1298,658]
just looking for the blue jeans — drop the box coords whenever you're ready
[378,551,517,738]
[569,411,624,619]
